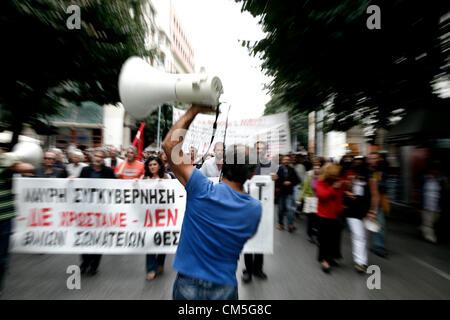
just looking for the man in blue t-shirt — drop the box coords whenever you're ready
[162,104,262,300]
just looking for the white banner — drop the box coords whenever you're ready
[11,177,274,254]
[172,107,291,157]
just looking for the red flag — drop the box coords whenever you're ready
[132,122,146,161]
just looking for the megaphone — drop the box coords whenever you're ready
[118,57,224,119]
[0,141,43,168]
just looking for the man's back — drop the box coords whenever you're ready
[173,169,261,286]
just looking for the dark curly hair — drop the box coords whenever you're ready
[222,144,258,185]
[144,156,165,178]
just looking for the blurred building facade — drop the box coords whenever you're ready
[40,0,197,154]
[309,110,369,162]
[385,106,450,206]
[152,0,195,74]
[47,101,104,150]
[103,0,196,153]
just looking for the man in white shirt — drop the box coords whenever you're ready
[200,142,224,178]
[66,150,88,178]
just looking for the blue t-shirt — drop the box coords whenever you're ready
[173,169,262,286]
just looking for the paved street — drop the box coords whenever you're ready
[1,210,449,300]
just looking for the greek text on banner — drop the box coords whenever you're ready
[11,177,274,254]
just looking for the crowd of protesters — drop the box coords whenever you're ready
[292,152,388,274]
[1,127,449,298]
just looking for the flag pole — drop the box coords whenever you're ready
[132,122,146,161]
[157,105,161,151]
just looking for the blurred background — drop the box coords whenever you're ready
[0,0,449,299]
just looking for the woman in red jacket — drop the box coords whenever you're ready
[315,162,344,273]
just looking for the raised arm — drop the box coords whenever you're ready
[162,104,216,186]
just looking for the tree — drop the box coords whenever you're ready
[236,0,450,137]
[0,0,151,150]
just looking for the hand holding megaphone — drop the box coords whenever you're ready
[118,57,224,119]
[190,104,218,114]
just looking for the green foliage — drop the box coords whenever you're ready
[236,0,450,135]
[0,0,150,149]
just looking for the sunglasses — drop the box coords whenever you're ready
[44,157,56,160]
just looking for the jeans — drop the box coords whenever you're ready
[0,218,13,290]
[293,186,301,205]
[173,273,238,300]
[278,194,295,226]
[373,207,386,254]
[146,254,166,273]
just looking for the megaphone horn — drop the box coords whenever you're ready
[118,57,224,120]
[0,142,43,168]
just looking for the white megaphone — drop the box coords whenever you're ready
[118,57,224,119]
[0,141,43,168]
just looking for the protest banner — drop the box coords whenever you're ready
[172,107,291,157]
[11,176,274,254]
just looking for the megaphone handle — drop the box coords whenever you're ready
[200,104,221,166]
[219,104,231,182]
[212,104,220,132]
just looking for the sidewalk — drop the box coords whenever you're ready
[388,201,450,244]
